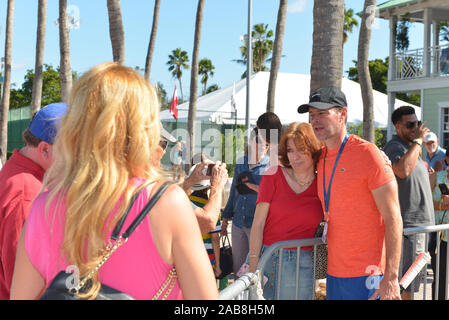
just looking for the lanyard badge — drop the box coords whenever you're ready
[322,133,350,242]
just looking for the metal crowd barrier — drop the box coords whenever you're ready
[403,224,449,300]
[219,237,324,300]
[219,224,449,300]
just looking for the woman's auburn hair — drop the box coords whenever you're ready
[278,122,323,168]
[42,62,165,299]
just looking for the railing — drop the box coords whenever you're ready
[219,225,449,300]
[219,237,325,300]
[403,224,449,300]
[394,43,449,80]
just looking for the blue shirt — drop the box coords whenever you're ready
[426,146,447,170]
[222,155,269,228]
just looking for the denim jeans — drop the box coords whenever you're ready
[260,245,314,300]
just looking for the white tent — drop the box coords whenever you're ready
[160,72,420,128]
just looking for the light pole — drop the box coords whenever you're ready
[246,0,252,143]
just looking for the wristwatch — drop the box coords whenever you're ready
[412,138,423,146]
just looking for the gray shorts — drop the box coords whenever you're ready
[401,233,426,293]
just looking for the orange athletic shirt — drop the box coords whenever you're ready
[317,134,395,278]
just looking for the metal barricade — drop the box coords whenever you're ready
[402,224,449,300]
[219,224,449,300]
[219,237,324,300]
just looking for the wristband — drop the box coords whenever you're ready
[412,138,422,146]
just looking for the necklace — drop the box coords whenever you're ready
[291,170,316,187]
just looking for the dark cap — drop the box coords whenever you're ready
[297,87,347,114]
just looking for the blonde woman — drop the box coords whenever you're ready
[10,62,218,300]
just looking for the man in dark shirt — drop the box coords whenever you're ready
[383,106,435,300]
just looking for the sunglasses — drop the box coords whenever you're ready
[405,120,422,129]
[159,139,168,151]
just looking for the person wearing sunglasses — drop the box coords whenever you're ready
[383,105,435,300]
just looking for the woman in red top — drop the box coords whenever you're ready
[248,122,323,300]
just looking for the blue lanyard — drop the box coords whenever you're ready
[323,133,350,215]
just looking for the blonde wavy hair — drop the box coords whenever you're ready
[42,62,164,299]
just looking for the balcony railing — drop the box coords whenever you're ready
[394,42,449,80]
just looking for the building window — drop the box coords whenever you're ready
[442,107,449,149]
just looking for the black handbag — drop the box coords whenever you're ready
[217,235,233,279]
[236,171,257,195]
[40,182,174,300]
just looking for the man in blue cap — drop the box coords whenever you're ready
[0,102,67,300]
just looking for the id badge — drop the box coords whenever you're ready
[322,221,328,243]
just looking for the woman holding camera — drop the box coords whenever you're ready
[222,128,270,275]
[248,122,323,300]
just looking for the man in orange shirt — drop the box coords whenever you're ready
[298,87,403,300]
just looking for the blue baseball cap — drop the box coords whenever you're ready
[29,102,68,144]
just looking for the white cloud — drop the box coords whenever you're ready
[288,0,307,13]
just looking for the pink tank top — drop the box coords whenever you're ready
[25,180,182,300]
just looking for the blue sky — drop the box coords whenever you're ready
[0,0,425,99]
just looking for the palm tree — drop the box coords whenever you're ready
[310,0,345,94]
[198,58,215,95]
[343,8,359,46]
[358,0,377,143]
[31,0,47,114]
[267,0,288,113]
[59,0,72,103]
[144,0,161,82]
[188,0,206,169]
[0,0,15,164]
[234,23,274,77]
[167,48,189,102]
[107,0,125,64]
[440,23,449,42]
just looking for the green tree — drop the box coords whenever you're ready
[347,57,420,106]
[347,123,385,148]
[234,23,274,78]
[198,58,215,95]
[348,58,389,93]
[10,64,77,110]
[156,82,169,111]
[167,48,190,102]
[343,8,359,45]
[206,84,219,94]
[440,22,449,42]
[396,15,410,52]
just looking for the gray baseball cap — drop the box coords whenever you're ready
[297,87,347,113]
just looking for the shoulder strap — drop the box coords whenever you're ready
[111,186,147,241]
[122,181,172,240]
[111,181,172,241]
